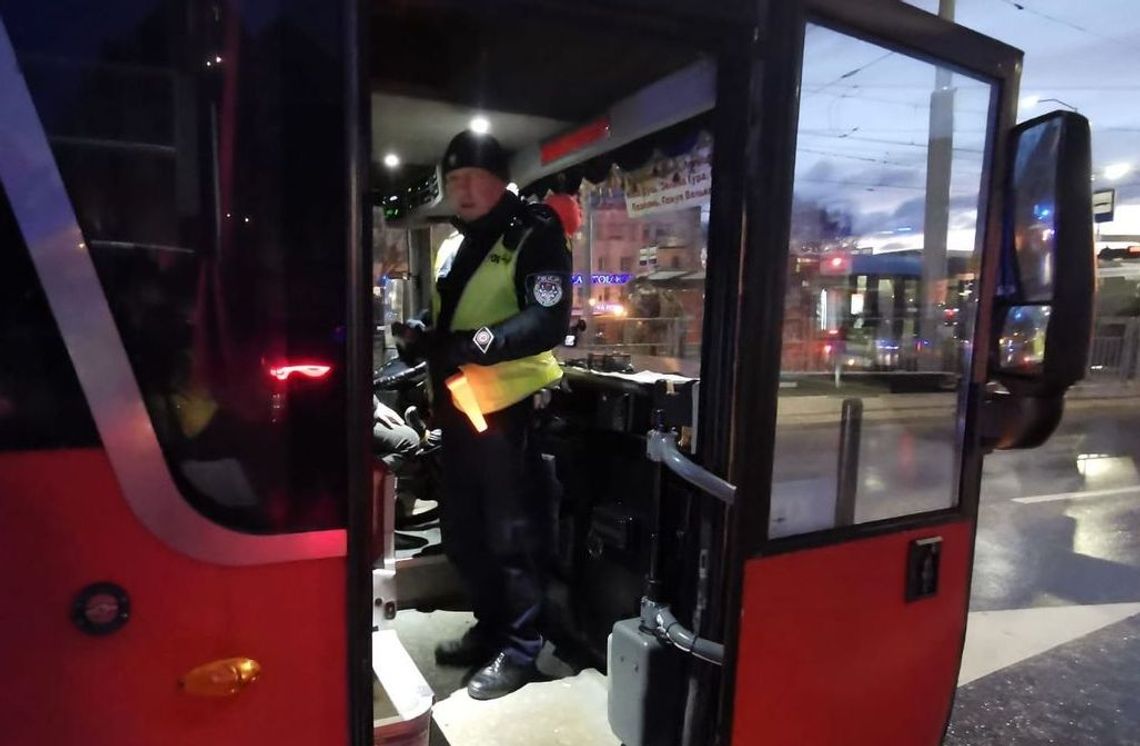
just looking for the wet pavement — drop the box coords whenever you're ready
[947,396,1140,745]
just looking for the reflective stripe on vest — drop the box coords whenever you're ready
[431,231,564,415]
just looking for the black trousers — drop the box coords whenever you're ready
[437,397,548,662]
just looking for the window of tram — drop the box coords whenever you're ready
[768,24,994,538]
[2,0,351,532]
[0,186,99,451]
[373,216,414,368]
[558,133,712,378]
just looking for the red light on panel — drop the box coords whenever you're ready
[269,364,332,381]
[541,117,611,165]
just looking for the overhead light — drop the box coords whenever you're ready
[383,153,400,168]
[1019,94,1040,109]
[1105,162,1132,180]
[470,116,491,135]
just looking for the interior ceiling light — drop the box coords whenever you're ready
[469,116,491,135]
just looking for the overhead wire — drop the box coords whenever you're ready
[807,50,897,95]
[797,131,986,155]
[997,0,1120,43]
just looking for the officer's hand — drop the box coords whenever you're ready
[392,320,432,364]
[435,329,482,371]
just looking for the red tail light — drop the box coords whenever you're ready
[268,363,332,381]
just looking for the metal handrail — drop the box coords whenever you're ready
[646,429,736,506]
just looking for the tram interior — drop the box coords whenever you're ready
[367,6,721,742]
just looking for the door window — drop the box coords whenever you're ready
[770,23,996,538]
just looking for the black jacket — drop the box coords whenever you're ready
[427,192,573,391]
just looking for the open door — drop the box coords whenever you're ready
[723,2,1022,744]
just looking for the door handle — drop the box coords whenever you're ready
[646,427,736,505]
[180,657,262,697]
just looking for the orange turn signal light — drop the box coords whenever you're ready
[180,657,262,697]
[445,373,488,433]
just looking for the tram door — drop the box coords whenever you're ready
[722,3,1029,745]
[0,2,372,745]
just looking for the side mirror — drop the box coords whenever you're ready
[985,111,1094,449]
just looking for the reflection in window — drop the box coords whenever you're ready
[769,24,993,538]
[543,127,711,377]
[1009,119,1061,303]
[4,0,350,533]
[372,218,414,366]
[0,187,99,451]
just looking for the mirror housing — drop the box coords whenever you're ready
[985,111,1094,449]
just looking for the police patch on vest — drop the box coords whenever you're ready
[533,275,563,307]
[473,326,494,354]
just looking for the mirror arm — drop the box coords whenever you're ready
[980,388,1065,451]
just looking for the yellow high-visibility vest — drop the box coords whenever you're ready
[431,230,564,418]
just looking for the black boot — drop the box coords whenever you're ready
[466,651,537,701]
[434,627,496,667]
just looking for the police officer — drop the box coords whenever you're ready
[396,130,571,700]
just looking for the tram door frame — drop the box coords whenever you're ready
[710,1,1024,743]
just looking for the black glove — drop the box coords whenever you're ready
[392,319,432,364]
[432,330,477,372]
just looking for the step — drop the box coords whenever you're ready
[433,668,619,746]
[373,628,434,746]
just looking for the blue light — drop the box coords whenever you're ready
[1032,202,1054,220]
[571,273,633,286]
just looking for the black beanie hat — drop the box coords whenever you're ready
[441,130,510,182]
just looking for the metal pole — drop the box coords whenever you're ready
[645,410,668,603]
[920,0,955,370]
[583,191,595,343]
[835,397,863,526]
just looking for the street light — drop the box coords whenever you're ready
[1039,97,1079,112]
[1105,163,1132,181]
[383,153,400,168]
